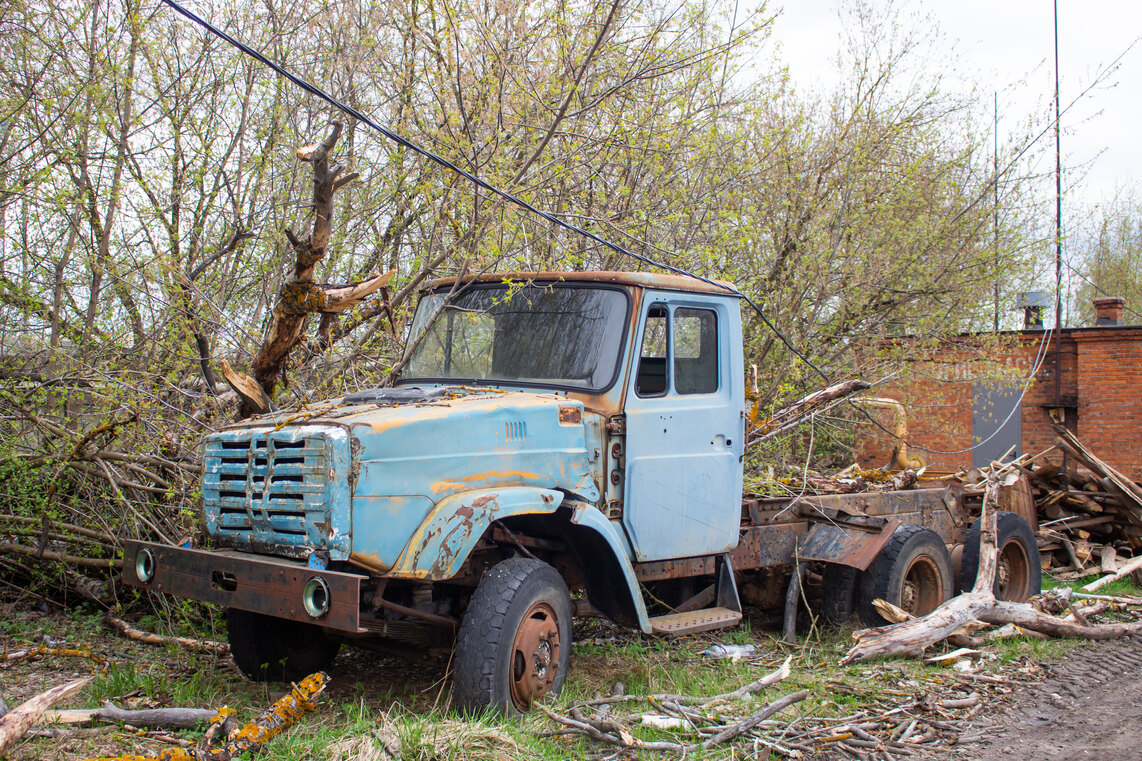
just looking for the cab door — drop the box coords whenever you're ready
[621,294,744,561]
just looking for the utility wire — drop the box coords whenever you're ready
[158,0,827,382]
[1063,258,1142,323]
[156,0,1106,458]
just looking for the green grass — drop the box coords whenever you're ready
[8,573,1142,761]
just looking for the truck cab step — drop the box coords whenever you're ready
[648,607,742,635]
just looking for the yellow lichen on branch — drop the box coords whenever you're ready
[223,671,329,754]
[1,644,109,672]
[81,672,329,761]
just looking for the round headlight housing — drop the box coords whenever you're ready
[302,576,331,618]
[135,548,156,584]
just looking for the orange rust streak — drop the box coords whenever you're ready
[430,470,542,495]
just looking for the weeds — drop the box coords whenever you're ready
[5,573,1142,760]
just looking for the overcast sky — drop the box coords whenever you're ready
[770,1,1142,210]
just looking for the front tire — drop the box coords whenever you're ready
[226,609,340,682]
[453,558,572,716]
[858,525,954,626]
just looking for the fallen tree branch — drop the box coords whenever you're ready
[751,379,872,444]
[700,690,810,747]
[578,656,793,707]
[841,477,1001,664]
[1082,553,1142,592]
[0,677,92,754]
[103,613,229,656]
[844,467,1142,665]
[0,542,121,570]
[978,600,1142,639]
[75,672,328,761]
[43,703,233,733]
[543,689,808,752]
[0,645,108,671]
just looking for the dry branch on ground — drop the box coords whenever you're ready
[843,467,1142,665]
[103,613,229,656]
[0,677,93,754]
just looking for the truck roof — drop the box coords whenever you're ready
[423,270,742,297]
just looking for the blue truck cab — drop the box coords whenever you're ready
[126,271,750,713]
[124,270,1011,714]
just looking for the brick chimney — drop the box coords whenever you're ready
[1093,296,1125,326]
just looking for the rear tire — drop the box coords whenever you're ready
[453,558,572,716]
[858,525,953,626]
[819,564,860,626]
[226,609,340,682]
[960,511,1041,601]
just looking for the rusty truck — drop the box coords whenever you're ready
[123,271,1040,714]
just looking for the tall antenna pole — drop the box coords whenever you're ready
[1053,0,1063,406]
[994,92,1000,332]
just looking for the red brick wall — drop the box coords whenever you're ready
[1072,330,1142,478]
[854,328,1142,479]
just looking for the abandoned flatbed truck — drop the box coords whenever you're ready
[122,271,1041,714]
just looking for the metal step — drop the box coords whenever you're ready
[648,607,742,635]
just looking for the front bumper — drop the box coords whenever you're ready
[122,540,365,633]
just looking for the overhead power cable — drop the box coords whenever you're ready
[157,0,1080,458]
[158,0,827,381]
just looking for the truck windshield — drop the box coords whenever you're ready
[401,283,629,391]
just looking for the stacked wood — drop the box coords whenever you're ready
[965,429,1142,580]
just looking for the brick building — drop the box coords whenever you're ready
[854,297,1142,479]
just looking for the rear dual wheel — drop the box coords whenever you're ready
[961,511,1041,601]
[858,525,954,626]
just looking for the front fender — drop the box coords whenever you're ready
[565,502,651,632]
[388,487,564,580]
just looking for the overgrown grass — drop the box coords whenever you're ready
[7,573,1142,760]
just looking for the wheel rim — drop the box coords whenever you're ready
[900,557,944,615]
[510,602,560,711]
[997,537,1032,601]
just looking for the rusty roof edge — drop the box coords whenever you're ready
[422,270,742,297]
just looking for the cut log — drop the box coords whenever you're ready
[1082,553,1142,592]
[1100,546,1118,574]
[0,677,92,754]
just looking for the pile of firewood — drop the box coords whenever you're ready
[968,428,1142,580]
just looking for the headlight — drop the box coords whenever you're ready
[302,576,331,618]
[135,548,156,584]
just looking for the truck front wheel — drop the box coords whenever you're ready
[453,557,572,715]
[226,608,340,682]
[858,525,953,626]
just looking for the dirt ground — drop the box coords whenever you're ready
[930,634,1142,761]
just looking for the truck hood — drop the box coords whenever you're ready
[211,386,603,569]
[329,386,601,503]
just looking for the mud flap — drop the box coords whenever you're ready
[797,512,901,571]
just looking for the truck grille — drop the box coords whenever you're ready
[201,427,351,559]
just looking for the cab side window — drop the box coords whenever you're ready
[673,308,718,394]
[635,305,669,396]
